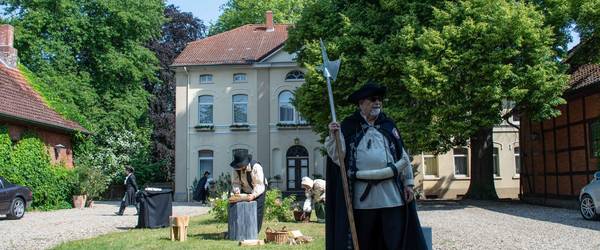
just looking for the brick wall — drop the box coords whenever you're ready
[3,120,75,168]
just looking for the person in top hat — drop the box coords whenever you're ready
[301,176,326,223]
[325,81,427,249]
[229,150,267,232]
[115,166,139,216]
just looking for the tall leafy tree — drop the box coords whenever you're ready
[567,0,600,68]
[287,0,568,199]
[145,4,206,182]
[210,0,315,34]
[1,0,165,184]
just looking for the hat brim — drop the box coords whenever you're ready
[347,85,387,103]
[230,158,250,168]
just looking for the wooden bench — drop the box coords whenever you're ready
[170,215,190,241]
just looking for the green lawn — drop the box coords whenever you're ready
[53,215,325,250]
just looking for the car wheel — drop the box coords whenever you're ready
[7,197,25,220]
[580,194,599,220]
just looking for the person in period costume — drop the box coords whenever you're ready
[229,151,268,232]
[301,177,326,223]
[325,82,428,250]
[195,171,210,204]
[115,166,139,216]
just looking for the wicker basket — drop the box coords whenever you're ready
[265,227,289,244]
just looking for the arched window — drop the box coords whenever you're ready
[232,94,248,123]
[198,95,213,124]
[286,145,309,190]
[279,91,295,123]
[285,70,304,81]
[233,73,247,82]
[199,74,213,84]
[198,150,213,179]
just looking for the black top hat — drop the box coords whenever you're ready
[230,151,251,168]
[347,81,387,104]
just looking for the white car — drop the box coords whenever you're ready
[579,171,600,220]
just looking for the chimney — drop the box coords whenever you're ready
[265,11,274,32]
[0,24,17,68]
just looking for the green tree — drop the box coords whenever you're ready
[287,0,568,199]
[567,0,600,68]
[1,0,165,184]
[210,0,315,34]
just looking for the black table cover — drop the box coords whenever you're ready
[136,189,173,228]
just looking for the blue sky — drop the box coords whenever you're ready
[167,0,228,25]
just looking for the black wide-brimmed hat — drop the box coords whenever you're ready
[347,81,387,104]
[230,151,251,168]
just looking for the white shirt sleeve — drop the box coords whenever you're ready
[250,163,265,197]
[325,131,346,166]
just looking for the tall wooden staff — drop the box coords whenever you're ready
[319,39,359,250]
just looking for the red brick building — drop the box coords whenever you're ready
[520,64,600,208]
[0,24,87,168]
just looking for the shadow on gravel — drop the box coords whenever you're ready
[115,226,136,230]
[468,200,600,231]
[417,200,469,211]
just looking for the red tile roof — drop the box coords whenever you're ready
[569,64,600,91]
[0,63,87,133]
[172,24,289,66]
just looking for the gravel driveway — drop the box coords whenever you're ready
[0,201,209,250]
[418,200,600,250]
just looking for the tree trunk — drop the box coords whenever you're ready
[464,127,499,200]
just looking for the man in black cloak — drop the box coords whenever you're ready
[195,171,210,204]
[325,82,428,250]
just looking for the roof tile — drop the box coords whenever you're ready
[172,24,289,66]
[0,63,87,133]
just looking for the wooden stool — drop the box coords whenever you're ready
[170,215,190,241]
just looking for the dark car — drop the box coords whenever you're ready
[0,177,32,219]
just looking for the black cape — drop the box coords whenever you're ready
[326,111,428,250]
[124,174,138,206]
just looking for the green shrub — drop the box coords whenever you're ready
[265,189,295,222]
[4,132,75,210]
[0,126,11,172]
[209,192,229,223]
[215,172,231,195]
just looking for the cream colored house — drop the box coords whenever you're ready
[414,117,521,199]
[172,11,520,201]
[171,12,325,201]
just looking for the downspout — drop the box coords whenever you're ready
[184,66,190,202]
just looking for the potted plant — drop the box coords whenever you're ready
[83,166,108,208]
[71,169,87,209]
[73,164,108,208]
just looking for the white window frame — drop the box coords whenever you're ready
[198,150,214,180]
[278,91,295,123]
[200,74,213,84]
[493,147,500,177]
[232,94,248,124]
[198,95,214,125]
[514,146,521,177]
[453,148,469,177]
[422,152,439,178]
[233,73,247,83]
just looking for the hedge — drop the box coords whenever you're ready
[0,126,75,210]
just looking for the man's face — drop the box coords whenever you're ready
[359,95,383,117]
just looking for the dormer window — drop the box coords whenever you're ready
[233,73,247,82]
[285,70,304,81]
[200,74,213,84]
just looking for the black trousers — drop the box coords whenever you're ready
[118,193,139,215]
[255,193,265,232]
[354,205,406,250]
